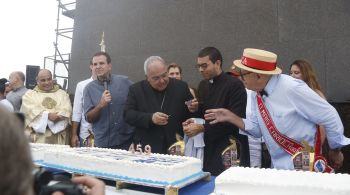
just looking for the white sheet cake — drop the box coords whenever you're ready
[213,167,350,195]
[31,144,203,186]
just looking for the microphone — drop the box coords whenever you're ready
[103,80,112,105]
[103,80,108,91]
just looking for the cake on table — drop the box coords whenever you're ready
[30,143,69,163]
[213,167,350,195]
[31,143,204,186]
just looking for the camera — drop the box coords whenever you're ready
[33,168,86,195]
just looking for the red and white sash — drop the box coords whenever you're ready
[257,93,333,172]
[256,93,303,156]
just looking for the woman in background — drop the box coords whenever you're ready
[289,59,325,98]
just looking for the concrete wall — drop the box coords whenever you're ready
[69,0,350,102]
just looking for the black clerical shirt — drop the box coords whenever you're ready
[198,72,249,175]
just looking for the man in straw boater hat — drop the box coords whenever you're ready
[204,48,350,171]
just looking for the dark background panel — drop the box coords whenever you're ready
[325,37,350,102]
[325,0,350,39]
[278,0,328,42]
[70,0,350,102]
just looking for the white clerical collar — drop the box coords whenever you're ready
[209,79,214,84]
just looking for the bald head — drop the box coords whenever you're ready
[37,69,52,78]
[36,69,54,92]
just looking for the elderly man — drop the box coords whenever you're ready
[182,47,249,176]
[20,69,72,144]
[7,71,28,112]
[124,56,196,154]
[83,51,133,149]
[205,48,350,171]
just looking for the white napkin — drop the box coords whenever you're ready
[30,111,49,134]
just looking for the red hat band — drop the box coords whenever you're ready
[241,56,277,71]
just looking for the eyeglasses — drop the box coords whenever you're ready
[196,63,209,69]
[239,69,253,81]
[150,71,168,82]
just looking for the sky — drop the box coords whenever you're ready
[0,0,73,83]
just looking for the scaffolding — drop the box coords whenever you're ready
[44,0,76,90]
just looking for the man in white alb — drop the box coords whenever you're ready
[21,69,72,144]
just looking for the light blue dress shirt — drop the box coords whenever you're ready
[243,74,350,169]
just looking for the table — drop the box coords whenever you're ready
[47,168,215,194]
[105,176,215,195]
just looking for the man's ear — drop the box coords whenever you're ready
[215,60,222,67]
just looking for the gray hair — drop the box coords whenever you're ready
[144,56,166,75]
[14,71,26,82]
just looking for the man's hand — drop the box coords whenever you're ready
[99,90,112,108]
[48,113,62,122]
[72,176,105,195]
[71,134,79,147]
[152,112,169,125]
[204,108,234,124]
[328,149,344,170]
[182,118,204,137]
[182,118,195,126]
[186,98,199,113]
[52,176,105,195]
[86,90,111,123]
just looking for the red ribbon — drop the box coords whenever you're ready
[256,93,303,156]
[241,56,276,71]
[313,126,334,173]
[314,126,322,158]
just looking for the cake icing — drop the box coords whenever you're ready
[30,143,69,163]
[213,167,350,195]
[31,144,203,186]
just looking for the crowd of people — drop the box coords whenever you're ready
[1,46,350,194]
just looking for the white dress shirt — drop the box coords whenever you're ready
[245,89,262,168]
[72,78,93,139]
[0,99,14,112]
[243,74,350,169]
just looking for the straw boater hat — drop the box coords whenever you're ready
[233,48,282,75]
